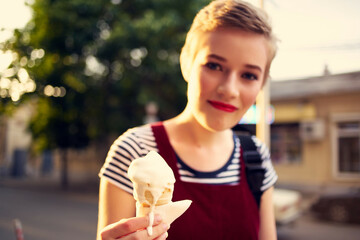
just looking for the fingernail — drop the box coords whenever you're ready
[159,232,168,240]
[154,214,162,223]
[162,223,169,230]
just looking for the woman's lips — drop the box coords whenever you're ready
[207,100,238,113]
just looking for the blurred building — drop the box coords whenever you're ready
[0,102,100,183]
[0,104,32,177]
[270,70,360,190]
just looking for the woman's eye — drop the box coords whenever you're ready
[242,72,258,81]
[205,62,222,71]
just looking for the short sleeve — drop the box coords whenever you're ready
[251,136,278,192]
[98,125,158,194]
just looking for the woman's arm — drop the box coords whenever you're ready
[258,187,277,240]
[97,178,136,239]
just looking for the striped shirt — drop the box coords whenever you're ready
[98,124,278,195]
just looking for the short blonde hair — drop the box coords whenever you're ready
[180,0,277,82]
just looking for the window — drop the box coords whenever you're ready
[271,123,302,164]
[336,121,360,175]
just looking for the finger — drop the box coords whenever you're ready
[153,231,168,240]
[151,223,169,239]
[120,223,169,240]
[101,215,162,239]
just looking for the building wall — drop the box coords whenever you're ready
[50,146,104,183]
[1,102,106,181]
[272,91,360,188]
[0,104,33,178]
[315,92,360,186]
[0,117,7,168]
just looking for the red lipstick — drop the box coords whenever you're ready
[207,100,238,113]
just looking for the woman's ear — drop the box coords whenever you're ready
[180,50,190,83]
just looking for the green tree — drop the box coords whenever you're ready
[0,0,210,188]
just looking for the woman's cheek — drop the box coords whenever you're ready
[199,71,217,93]
[240,89,257,107]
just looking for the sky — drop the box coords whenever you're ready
[0,0,360,81]
[264,0,360,80]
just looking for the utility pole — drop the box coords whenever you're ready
[255,0,271,146]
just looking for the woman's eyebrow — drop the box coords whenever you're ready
[208,54,227,62]
[245,64,263,73]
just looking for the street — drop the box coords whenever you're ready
[0,182,98,240]
[277,213,360,240]
[1,182,360,240]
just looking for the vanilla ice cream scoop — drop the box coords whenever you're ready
[128,151,191,236]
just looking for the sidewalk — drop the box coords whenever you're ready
[0,176,99,201]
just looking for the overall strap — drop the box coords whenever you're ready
[238,135,265,207]
[150,122,179,177]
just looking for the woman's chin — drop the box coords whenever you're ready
[203,120,238,133]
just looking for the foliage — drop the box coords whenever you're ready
[0,0,211,153]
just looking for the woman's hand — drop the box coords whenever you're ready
[99,215,169,240]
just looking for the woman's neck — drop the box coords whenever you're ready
[164,106,232,149]
[163,106,235,172]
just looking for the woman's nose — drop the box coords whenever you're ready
[217,72,239,99]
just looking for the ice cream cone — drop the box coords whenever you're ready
[128,151,192,236]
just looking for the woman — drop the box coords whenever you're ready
[97,0,278,239]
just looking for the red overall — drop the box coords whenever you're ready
[151,122,260,240]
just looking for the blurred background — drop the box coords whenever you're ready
[0,0,359,239]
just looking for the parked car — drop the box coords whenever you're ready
[311,188,360,223]
[273,188,302,226]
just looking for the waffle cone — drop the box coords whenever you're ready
[136,200,192,226]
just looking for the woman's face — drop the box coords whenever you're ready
[185,28,268,132]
